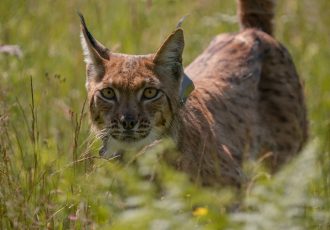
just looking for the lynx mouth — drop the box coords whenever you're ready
[121,136,139,142]
[99,129,158,158]
[110,130,149,143]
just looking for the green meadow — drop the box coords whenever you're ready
[0,0,329,229]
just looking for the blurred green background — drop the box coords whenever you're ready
[0,0,329,229]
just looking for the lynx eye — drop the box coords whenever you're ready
[100,88,116,100]
[142,87,159,100]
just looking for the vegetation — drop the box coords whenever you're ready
[0,0,329,229]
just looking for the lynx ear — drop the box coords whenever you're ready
[79,13,109,81]
[153,29,184,79]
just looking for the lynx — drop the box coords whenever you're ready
[79,0,307,187]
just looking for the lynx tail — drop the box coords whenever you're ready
[237,0,276,36]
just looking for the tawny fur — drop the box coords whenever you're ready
[176,30,307,186]
[80,0,307,187]
[237,0,275,35]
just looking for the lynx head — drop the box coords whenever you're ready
[79,14,184,157]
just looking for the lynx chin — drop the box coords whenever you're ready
[79,0,307,187]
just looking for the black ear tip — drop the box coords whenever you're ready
[77,11,86,26]
[176,28,184,34]
[173,28,184,41]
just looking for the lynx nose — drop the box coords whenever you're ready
[120,115,137,130]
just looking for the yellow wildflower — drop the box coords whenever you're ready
[192,207,208,217]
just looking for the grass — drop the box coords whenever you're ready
[0,0,329,229]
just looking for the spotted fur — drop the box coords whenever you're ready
[80,0,307,187]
